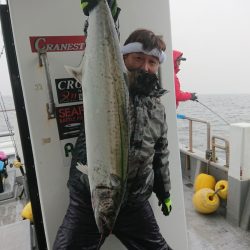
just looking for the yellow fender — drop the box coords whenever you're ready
[21,202,33,222]
[215,180,228,200]
[193,188,220,214]
[194,173,216,192]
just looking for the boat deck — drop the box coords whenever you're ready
[0,178,250,249]
[0,198,25,226]
[183,178,250,250]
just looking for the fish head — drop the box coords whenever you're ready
[92,183,123,235]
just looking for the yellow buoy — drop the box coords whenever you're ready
[215,180,228,200]
[21,202,33,222]
[194,173,216,192]
[193,188,220,214]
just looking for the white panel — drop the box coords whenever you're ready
[229,123,250,180]
[119,2,188,249]
[242,125,250,179]
[8,0,83,247]
[7,0,188,249]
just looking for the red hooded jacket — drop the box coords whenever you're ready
[173,50,192,107]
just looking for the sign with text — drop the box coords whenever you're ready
[55,78,82,103]
[56,104,84,140]
[29,35,86,52]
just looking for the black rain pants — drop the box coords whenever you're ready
[53,190,172,250]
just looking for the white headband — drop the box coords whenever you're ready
[121,42,166,64]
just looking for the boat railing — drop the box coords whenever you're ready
[0,109,15,113]
[0,131,16,158]
[177,114,211,155]
[211,136,230,167]
[0,109,16,139]
[177,114,230,165]
[0,131,14,138]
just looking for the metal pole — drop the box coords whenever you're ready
[189,120,193,152]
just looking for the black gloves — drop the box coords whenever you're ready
[81,0,120,22]
[81,0,98,16]
[157,192,172,216]
[190,92,198,101]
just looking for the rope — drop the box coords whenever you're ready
[196,100,230,125]
[212,187,223,197]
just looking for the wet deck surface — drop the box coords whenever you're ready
[0,219,32,250]
[0,181,33,250]
[0,180,26,227]
[0,178,250,249]
[0,199,25,226]
[183,179,250,250]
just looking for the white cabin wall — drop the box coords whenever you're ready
[7,0,188,249]
[118,1,188,249]
[8,0,84,247]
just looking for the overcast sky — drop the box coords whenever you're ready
[1,0,250,95]
[169,0,250,94]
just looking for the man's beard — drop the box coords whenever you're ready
[128,69,160,96]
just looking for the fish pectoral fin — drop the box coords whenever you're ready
[64,53,85,84]
[64,65,82,83]
[76,162,88,175]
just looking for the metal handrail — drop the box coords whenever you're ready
[38,48,56,119]
[0,131,14,138]
[211,136,230,167]
[177,114,211,156]
[0,109,15,112]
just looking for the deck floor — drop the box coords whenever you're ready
[0,180,250,249]
[183,179,250,250]
[0,184,25,227]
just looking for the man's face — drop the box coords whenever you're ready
[123,52,160,74]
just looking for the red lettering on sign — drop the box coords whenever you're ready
[29,36,86,52]
[58,106,83,119]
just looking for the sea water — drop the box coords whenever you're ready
[177,94,250,159]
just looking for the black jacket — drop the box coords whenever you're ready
[67,84,171,205]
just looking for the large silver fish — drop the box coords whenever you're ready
[66,0,129,235]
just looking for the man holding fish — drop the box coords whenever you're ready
[54,0,172,249]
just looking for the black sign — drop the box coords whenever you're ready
[55,78,82,103]
[56,104,84,140]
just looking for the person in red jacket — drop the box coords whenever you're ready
[173,50,197,108]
